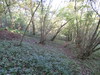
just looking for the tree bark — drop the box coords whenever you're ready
[5,0,15,28]
[30,1,36,35]
[50,19,72,41]
[32,17,35,35]
[77,19,100,60]
[19,2,40,46]
[50,27,61,41]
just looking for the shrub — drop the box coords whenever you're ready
[0,40,80,75]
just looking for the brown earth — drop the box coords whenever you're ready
[0,29,94,75]
[0,29,21,40]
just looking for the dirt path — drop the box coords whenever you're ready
[0,30,97,75]
[24,36,92,75]
[24,36,75,58]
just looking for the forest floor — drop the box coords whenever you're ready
[0,29,100,75]
[0,29,74,58]
[23,36,95,75]
[24,36,75,59]
[23,33,100,75]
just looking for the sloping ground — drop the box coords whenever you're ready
[0,30,99,75]
[0,29,37,43]
[0,30,21,40]
[19,36,100,75]
[0,40,81,75]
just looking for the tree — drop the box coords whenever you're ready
[0,0,4,26]
[50,19,72,41]
[4,0,16,28]
[58,0,100,60]
[28,0,38,35]
[19,1,40,46]
[39,0,53,44]
[72,0,100,60]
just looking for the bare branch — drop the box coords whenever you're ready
[90,0,100,17]
[93,47,100,52]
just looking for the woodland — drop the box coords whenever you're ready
[0,0,100,75]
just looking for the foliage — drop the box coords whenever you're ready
[14,18,26,30]
[81,50,100,75]
[1,15,12,27]
[0,0,99,75]
[0,40,80,75]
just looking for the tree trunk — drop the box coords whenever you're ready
[50,28,61,41]
[30,1,36,35]
[5,0,15,29]
[0,17,2,27]
[50,19,72,41]
[19,2,40,46]
[77,49,92,60]
[39,38,45,45]
[77,19,100,60]
[32,18,35,35]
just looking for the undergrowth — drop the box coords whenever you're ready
[0,40,80,75]
[0,40,100,75]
